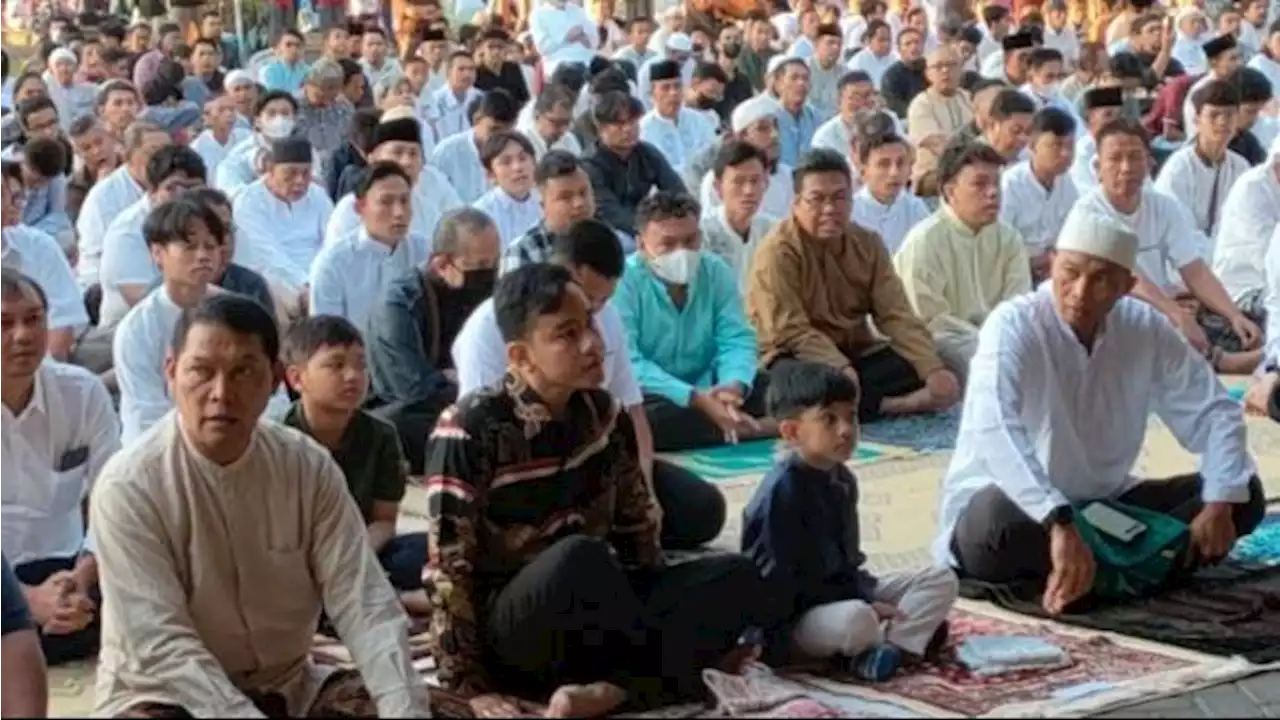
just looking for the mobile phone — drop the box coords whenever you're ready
[1080,502,1147,543]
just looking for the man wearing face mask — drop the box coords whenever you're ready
[215,90,302,192]
[1020,47,1074,116]
[367,208,500,475]
[714,24,755,126]
[684,61,728,128]
[614,191,775,451]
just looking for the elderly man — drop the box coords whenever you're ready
[906,48,973,196]
[748,149,960,421]
[936,208,1266,615]
[295,59,355,184]
[698,95,794,219]
[639,60,718,178]
[771,56,820,167]
[517,85,583,160]
[44,48,96,132]
[94,292,430,717]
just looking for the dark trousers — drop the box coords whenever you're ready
[770,346,924,421]
[378,533,428,591]
[484,535,780,705]
[13,556,100,666]
[652,459,726,550]
[642,373,770,452]
[952,475,1267,585]
[370,388,457,475]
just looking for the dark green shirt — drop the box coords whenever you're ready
[283,403,407,523]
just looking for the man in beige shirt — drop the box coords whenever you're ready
[89,293,430,718]
[907,48,974,196]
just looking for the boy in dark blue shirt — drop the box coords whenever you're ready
[742,361,958,681]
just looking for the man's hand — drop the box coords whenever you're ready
[1173,308,1211,354]
[924,369,960,409]
[1229,314,1262,350]
[22,572,75,627]
[871,601,905,621]
[1189,502,1237,565]
[709,383,745,407]
[1245,373,1278,417]
[44,592,94,636]
[920,134,949,153]
[692,391,744,435]
[1043,522,1096,615]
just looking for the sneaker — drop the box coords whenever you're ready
[848,644,904,682]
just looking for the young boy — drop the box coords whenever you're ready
[999,107,1079,281]
[850,133,931,255]
[282,316,429,615]
[473,129,541,248]
[742,361,958,681]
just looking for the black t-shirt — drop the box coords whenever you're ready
[475,62,531,108]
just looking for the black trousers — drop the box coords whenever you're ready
[770,346,924,421]
[484,535,781,705]
[377,533,428,592]
[13,556,100,666]
[652,458,726,550]
[642,373,770,452]
[369,388,458,475]
[952,475,1268,585]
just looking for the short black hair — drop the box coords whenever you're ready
[1026,46,1063,71]
[856,132,908,165]
[339,57,364,83]
[936,140,1006,187]
[275,27,304,44]
[171,292,281,362]
[21,137,67,178]
[535,150,584,186]
[635,191,700,234]
[766,360,859,419]
[474,88,519,124]
[817,22,842,39]
[863,18,891,42]
[145,145,207,189]
[550,219,625,279]
[494,263,578,343]
[691,61,728,84]
[982,4,1011,24]
[1031,106,1076,137]
[447,49,474,67]
[535,84,577,117]
[1235,66,1274,104]
[171,42,194,61]
[101,23,126,42]
[1106,51,1147,81]
[988,88,1037,121]
[16,95,57,128]
[792,148,852,192]
[355,161,412,198]
[0,268,49,310]
[626,15,653,30]
[362,25,387,39]
[479,129,535,170]
[713,139,769,178]
[590,67,631,96]
[157,21,181,37]
[838,70,873,92]
[1094,118,1150,150]
[282,314,364,367]
[1191,78,1241,114]
[192,36,219,53]
[143,195,226,249]
[254,89,298,117]
[594,90,644,126]
[549,62,589,95]
[188,186,232,213]
[350,108,382,153]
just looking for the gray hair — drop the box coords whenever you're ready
[373,71,411,105]
[123,120,167,153]
[306,59,344,89]
[433,208,496,256]
[95,78,140,109]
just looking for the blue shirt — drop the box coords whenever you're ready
[741,453,877,619]
[612,252,758,406]
[259,60,310,94]
[776,103,820,167]
[1,558,32,636]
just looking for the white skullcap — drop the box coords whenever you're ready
[224,69,255,88]
[1175,6,1205,23]
[381,105,417,122]
[766,53,805,77]
[662,5,685,17]
[1056,206,1139,272]
[732,94,782,132]
[49,48,78,66]
[665,32,693,52]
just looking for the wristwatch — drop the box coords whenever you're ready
[1044,505,1074,528]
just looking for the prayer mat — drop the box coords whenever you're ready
[663,438,904,482]
[958,563,1280,664]
[858,407,962,452]
[786,604,1260,718]
[47,659,97,719]
[1230,512,1280,566]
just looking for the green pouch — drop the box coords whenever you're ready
[1071,500,1190,600]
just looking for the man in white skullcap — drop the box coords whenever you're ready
[223,70,258,131]
[697,93,793,219]
[45,48,97,132]
[935,207,1266,616]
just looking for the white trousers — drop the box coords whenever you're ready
[791,565,959,659]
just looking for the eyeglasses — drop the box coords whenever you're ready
[799,192,849,209]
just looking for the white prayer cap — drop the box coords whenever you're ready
[766,53,805,77]
[662,5,685,18]
[224,70,255,89]
[49,48,78,67]
[1056,206,1139,272]
[665,32,693,53]
[732,94,782,132]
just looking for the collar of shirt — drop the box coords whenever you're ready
[1,362,50,423]
[938,202,995,239]
[357,226,401,256]
[438,86,477,110]
[854,185,902,213]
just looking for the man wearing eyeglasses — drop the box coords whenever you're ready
[907,47,974,197]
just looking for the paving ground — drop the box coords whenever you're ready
[1099,672,1280,718]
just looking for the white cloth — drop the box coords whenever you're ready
[98,196,154,329]
[423,85,484,142]
[430,130,493,204]
[613,45,656,71]
[850,186,932,255]
[0,225,89,331]
[846,48,898,89]
[1153,146,1250,239]
[473,188,543,248]
[1212,161,1280,302]
[1261,224,1280,365]
[45,79,98,132]
[698,163,794,221]
[999,162,1080,255]
[517,124,583,159]
[699,206,779,289]
[453,298,643,405]
[213,135,263,192]
[636,55,694,110]
[1172,35,1209,76]
[812,112,904,167]
[1181,72,1219,135]
[1,360,119,566]
[774,12,801,46]
[530,0,599,76]
[788,36,816,60]
[639,108,718,177]
[361,57,404,90]
[1067,134,1099,194]
[1041,27,1081,68]
[309,227,419,330]
[322,174,455,258]
[1071,188,1206,294]
[933,285,1256,566]
[75,166,145,288]
[1018,84,1079,117]
[1248,52,1280,98]
[190,127,253,178]
[232,180,334,292]
[1252,115,1280,151]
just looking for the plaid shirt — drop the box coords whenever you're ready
[498,222,555,275]
[295,95,354,182]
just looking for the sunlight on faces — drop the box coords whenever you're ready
[278,34,303,63]
[779,401,859,467]
[859,140,911,200]
[1196,103,1239,146]
[266,162,313,203]
[1095,132,1149,199]
[326,28,349,56]
[1218,11,1242,37]
[944,161,1002,227]
[229,81,258,114]
[652,77,683,117]
[487,139,536,197]
[1050,250,1135,338]
[404,59,429,93]
[193,43,220,74]
[1,284,49,378]
[287,342,369,411]
[507,282,606,390]
[358,174,413,241]
[1031,129,1074,177]
[814,34,842,65]
[102,88,141,129]
[776,63,811,109]
[541,169,596,231]
[925,51,960,91]
[23,108,59,140]
[716,156,768,217]
[793,171,851,240]
[629,19,655,48]
[151,215,224,287]
[640,213,700,258]
[449,55,477,92]
[201,15,223,39]
[370,140,423,183]
[989,112,1034,159]
[868,26,892,55]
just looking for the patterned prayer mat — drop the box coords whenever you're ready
[858,407,963,453]
[1230,512,1280,566]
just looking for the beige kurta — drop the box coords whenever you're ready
[90,415,429,718]
[906,89,974,186]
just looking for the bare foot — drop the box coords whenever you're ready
[545,682,627,718]
[718,642,763,674]
[1218,349,1263,375]
[879,387,932,416]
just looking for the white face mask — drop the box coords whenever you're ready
[260,115,296,140]
[648,248,699,285]
[1035,81,1060,98]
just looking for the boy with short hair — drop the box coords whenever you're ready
[1000,107,1079,280]
[473,130,541,248]
[282,315,429,614]
[742,361,958,681]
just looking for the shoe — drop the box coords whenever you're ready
[848,645,903,682]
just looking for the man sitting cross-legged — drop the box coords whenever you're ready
[423,263,778,715]
[282,315,429,615]
[91,293,431,717]
[747,149,960,422]
[616,191,776,451]
[936,209,1266,615]
[2,270,120,666]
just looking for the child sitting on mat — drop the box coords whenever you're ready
[741,361,959,681]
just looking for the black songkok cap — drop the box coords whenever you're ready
[649,59,682,82]
[372,117,422,149]
[1002,32,1036,51]
[268,137,312,164]
[1202,33,1237,59]
[422,28,447,42]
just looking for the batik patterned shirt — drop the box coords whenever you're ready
[421,373,664,693]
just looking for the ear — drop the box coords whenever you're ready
[777,417,801,444]
[163,351,178,392]
[283,364,304,393]
[505,339,527,371]
[149,243,166,272]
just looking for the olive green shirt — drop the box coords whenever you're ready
[282,403,407,523]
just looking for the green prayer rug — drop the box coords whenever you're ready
[666,439,891,481]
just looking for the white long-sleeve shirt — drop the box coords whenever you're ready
[473,187,542,248]
[529,0,599,75]
[190,127,252,178]
[1,225,90,332]
[1213,161,1280,302]
[999,162,1079,256]
[1153,146,1250,240]
[429,130,491,204]
[309,227,418,330]
[846,48,898,89]
[850,186,932,256]
[933,285,1257,566]
[1261,224,1280,365]
[1248,52,1280,98]
[698,162,795,221]
[76,166,145,288]
[98,196,154,329]
[637,107,716,178]
[1070,188,1205,293]
[423,85,483,142]
[698,206,779,289]
[232,179,334,291]
[322,170,458,257]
